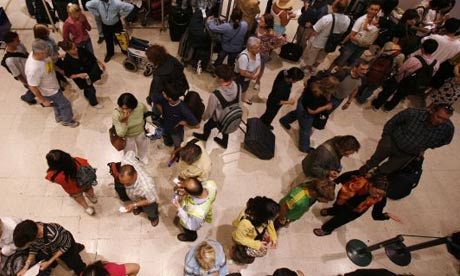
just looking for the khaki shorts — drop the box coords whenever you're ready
[302,41,327,67]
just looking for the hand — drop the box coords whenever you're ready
[99,63,106,72]
[342,102,351,110]
[41,99,52,107]
[172,197,180,208]
[40,260,51,271]
[325,103,333,111]
[125,203,135,212]
[270,240,278,249]
[120,110,130,123]
[79,73,89,79]
[175,121,186,128]
[287,98,296,105]
[17,267,28,276]
[328,170,339,179]
[386,213,403,223]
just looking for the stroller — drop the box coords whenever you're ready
[122,35,154,77]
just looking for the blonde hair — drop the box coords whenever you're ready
[195,241,216,271]
[313,76,340,97]
[67,3,81,15]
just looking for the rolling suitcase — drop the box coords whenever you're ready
[241,118,275,160]
[169,6,191,41]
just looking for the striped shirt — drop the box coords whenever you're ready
[29,223,73,255]
[121,151,158,203]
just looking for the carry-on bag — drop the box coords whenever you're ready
[240,118,275,160]
[169,6,191,41]
[279,31,303,62]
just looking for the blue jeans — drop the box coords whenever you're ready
[280,98,314,152]
[44,90,74,123]
[334,41,366,67]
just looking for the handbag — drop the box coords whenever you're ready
[109,126,126,151]
[312,111,329,130]
[324,14,347,53]
[279,29,304,62]
[245,225,270,257]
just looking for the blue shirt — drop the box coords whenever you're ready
[86,0,133,26]
[153,95,199,135]
[184,239,228,276]
[207,20,247,53]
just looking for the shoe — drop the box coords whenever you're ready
[253,83,260,90]
[97,37,104,44]
[320,209,329,216]
[192,132,207,141]
[150,218,159,227]
[20,95,37,105]
[213,137,228,149]
[55,117,62,123]
[61,120,80,128]
[133,208,142,215]
[86,194,98,204]
[85,207,95,216]
[177,233,196,242]
[104,54,114,63]
[76,243,85,252]
[92,103,104,109]
[313,228,331,236]
[279,119,291,130]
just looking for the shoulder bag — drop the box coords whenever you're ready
[109,125,126,151]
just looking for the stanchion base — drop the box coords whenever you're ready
[346,239,372,266]
[385,242,411,266]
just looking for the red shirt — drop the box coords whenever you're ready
[45,157,90,194]
[104,263,126,276]
[63,14,91,45]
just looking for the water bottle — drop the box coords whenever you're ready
[197,60,202,75]
[85,76,92,86]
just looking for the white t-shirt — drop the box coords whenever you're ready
[235,49,261,81]
[25,55,59,97]
[421,34,460,64]
[311,13,351,48]
[5,44,28,78]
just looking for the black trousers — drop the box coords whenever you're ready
[321,204,364,233]
[37,240,86,275]
[83,85,98,106]
[371,77,398,109]
[201,119,228,147]
[260,100,282,126]
[101,20,123,56]
[182,227,198,241]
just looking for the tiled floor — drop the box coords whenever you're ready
[1,1,460,276]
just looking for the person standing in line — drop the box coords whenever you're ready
[86,0,134,62]
[63,4,94,54]
[1,31,37,105]
[236,0,260,36]
[184,239,228,276]
[296,0,329,49]
[113,93,149,163]
[271,0,296,35]
[45,149,98,215]
[25,40,79,127]
[234,37,262,105]
[259,67,304,129]
[169,136,212,181]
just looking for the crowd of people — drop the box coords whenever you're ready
[1,0,460,275]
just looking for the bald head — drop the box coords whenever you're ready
[182,177,203,196]
[119,165,137,185]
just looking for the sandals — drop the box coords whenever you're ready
[313,228,331,237]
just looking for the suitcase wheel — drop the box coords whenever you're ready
[123,58,138,72]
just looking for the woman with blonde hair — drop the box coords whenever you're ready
[184,239,228,276]
[279,75,339,153]
[63,3,93,54]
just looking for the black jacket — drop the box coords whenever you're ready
[62,47,102,89]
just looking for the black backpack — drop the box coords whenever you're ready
[213,85,242,134]
[1,51,28,75]
[399,55,436,95]
[76,160,98,187]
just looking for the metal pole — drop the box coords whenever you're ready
[404,237,448,252]
[41,0,59,33]
[366,235,405,252]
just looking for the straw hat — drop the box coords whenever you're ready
[276,0,293,9]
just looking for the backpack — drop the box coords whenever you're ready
[399,55,436,95]
[366,53,397,85]
[1,51,28,75]
[213,84,242,134]
[184,91,205,122]
[76,161,98,187]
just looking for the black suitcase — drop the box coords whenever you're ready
[241,118,275,160]
[279,42,303,62]
[169,6,191,42]
[0,7,12,44]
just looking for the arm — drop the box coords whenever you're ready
[29,86,51,106]
[342,87,359,110]
[82,14,91,31]
[207,20,231,34]
[307,103,333,114]
[40,250,64,270]
[17,253,36,276]
[309,149,334,178]
[112,110,129,137]
[62,22,71,42]
[231,220,263,249]
[118,1,135,17]
[85,0,100,17]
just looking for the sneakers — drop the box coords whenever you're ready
[92,103,104,109]
[279,119,291,130]
[85,207,95,216]
[97,37,104,44]
[61,120,80,128]
[253,83,260,90]
[213,137,227,149]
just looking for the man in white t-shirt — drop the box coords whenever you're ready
[421,18,460,65]
[25,40,79,127]
[331,0,381,69]
[300,0,350,74]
